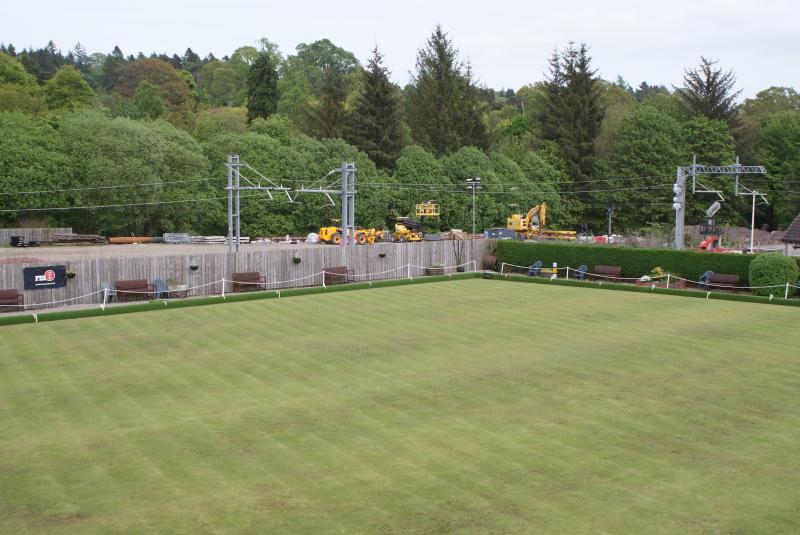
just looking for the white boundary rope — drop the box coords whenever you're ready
[5,262,481,313]
[2,289,105,311]
[498,261,800,293]
[6,259,797,315]
[409,260,477,271]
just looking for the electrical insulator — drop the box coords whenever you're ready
[673,184,681,195]
[672,202,682,211]
[673,196,680,203]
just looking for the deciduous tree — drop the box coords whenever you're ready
[42,65,94,111]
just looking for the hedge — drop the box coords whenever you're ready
[748,253,800,297]
[494,240,777,281]
[0,272,480,327]
[484,272,800,307]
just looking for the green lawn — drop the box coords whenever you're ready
[1,279,799,534]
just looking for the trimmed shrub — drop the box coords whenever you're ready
[495,240,760,281]
[748,253,800,297]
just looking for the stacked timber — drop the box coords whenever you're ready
[49,233,106,244]
[191,236,251,244]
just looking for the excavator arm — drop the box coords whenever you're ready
[524,202,547,231]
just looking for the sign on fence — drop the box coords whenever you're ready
[23,265,67,290]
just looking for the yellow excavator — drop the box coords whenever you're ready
[319,225,383,245]
[507,202,576,241]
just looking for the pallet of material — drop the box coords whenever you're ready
[108,236,163,244]
[163,233,192,244]
[49,233,106,244]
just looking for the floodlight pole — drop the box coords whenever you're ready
[466,177,481,236]
[750,190,757,254]
[673,168,686,249]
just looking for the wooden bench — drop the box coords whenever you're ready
[0,289,23,312]
[114,279,154,302]
[706,273,740,292]
[590,265,622,282]
[232,271,266,292]
[324,266,353,285]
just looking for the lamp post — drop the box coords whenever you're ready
[466,177,481,236]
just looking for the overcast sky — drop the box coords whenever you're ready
[3,0,797,99]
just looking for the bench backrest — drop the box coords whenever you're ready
[708,273,740,284]
[324,266,349,275]
[232,272,262,282]
[115,279,149,291]
[594,265,622,276]
[0,289,21,300]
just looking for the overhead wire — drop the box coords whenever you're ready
[0,177,226,196]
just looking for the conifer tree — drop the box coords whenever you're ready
[246,52,279,123]
[408,25,487,155]
[538,43,604,185]
[676,57,741,125]
[344,47,404,170]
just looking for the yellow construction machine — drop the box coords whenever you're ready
[392,218,423,242]
[415,201,440,218]
[318,225,383,245]
[507,202,576,241]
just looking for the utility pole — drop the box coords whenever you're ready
[224,155,293,253]
[466,177,481,236]
[750,190,757,254]
[741,189,767,254]
[673,158,766,250]
[227,155,233,254]
[340,162,356,247]
[606,205,614,239]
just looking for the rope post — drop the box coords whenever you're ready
[101,287,108,311]
[785,282,790,300]
[322,271,326,289]
[565,267,570,280]
[666,273,671,289]
[407,263,411,280]
[221,279,226,299]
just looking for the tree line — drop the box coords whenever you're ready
[1,26,799,237]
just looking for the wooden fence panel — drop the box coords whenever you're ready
[0,228,73,244]
[0,240,489,308]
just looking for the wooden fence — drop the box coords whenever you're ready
[0,240,490,308]
[0,228,72,244]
